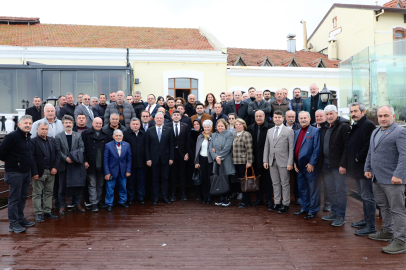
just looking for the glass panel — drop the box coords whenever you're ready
[192,79,198,89]
[168,89,174,97]
[94,71,110,97]
[110,70,127,95]
[395,32,403,38]
[43,71,60,102]
[169,78,174,88]
[175,78,190,88]
[17,70,39,108]
[61,71,76,97]
[77,71,93,98]
[192,89,198,101]
[0,69,17,113]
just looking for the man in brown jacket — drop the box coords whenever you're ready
[191,103,213,129]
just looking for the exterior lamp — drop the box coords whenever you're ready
[354,93,358,102]
[319,83,331,104]
[46,90,58,107]
[21,99,26,109]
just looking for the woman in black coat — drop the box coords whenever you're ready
[189,119,203,200]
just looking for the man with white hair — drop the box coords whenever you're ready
[104,90,136,129]
[303,83,329,124]
[319,105,351,227]
[31,104,64,138]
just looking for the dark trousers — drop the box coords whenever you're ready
[319,172,330,204]
[53,173,59,207]
[169,151,186,194]
[322,163,348,218]
[4,171,31,225]
[355,178,376,229]
[235,164,252,205]
[58,170,83,208]
[199,155,213,199]
[291,170,300,199]
[297,170,320,214]
[151,159,170,200]
[254,166,273,203]
[127,167,146,202]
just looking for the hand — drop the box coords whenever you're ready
[339,166,346,175]
[184,114,189,117]
[184,153,189,161]
[146,160,152,167]
[263,162,269,169]
[216,156,221,163]
[212,148,216,153]
[32,175,39,181]
[195,164,200,169]
[50,168,57,175]
[306,163,314,173]
[126,172,131,177]
[84,162,89,169]
[392,176,403,185]
[365,172,372,179]
[246,163,251,169]
[287,165,293,171]
[169,160,174,165]
[294,163,299,173]
[66,157,73,163]
[105,174,111,181]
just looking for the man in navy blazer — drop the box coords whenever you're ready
[293,111,321,219]
[103,129,132,212]
[146,112,175,205]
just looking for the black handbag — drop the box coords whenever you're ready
[210,164,230,195]
[192,168,202,186]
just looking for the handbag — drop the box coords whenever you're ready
[210,164,230,195]
[192,168,202,186]
[239,167,260,193]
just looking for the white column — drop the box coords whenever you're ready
[4,114,15,132]
[16,109,25,120]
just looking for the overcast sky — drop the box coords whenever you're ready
[3,0,381,50]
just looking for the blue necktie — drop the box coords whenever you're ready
[158,127,161,142]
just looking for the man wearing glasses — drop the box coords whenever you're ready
[74,94,94,128]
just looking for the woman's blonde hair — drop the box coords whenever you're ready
[235,118,247,130]
[216,118,229,130]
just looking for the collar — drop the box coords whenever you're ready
[115,141,122,146]
[65,131,73,135]
[235,102,241,105]
[354,115,367,126]
[17,127,31,138]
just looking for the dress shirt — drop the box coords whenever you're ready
[147,103,157,113]
[200,139,208,157]
[172,122,180,136]
[273,125,282,139]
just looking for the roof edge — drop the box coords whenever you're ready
[199,27,227,53]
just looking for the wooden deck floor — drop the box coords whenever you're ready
[0,194,405,270]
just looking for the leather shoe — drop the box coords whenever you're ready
[181,193,188,201]
[269,204,281,212]
[128,200,134,205]
[106,206,112,212]
[196,195,202,201]
[138,199,145,205]
[44,212,58,219]
[238,203,250,209]
[237,202,244,206]
[75,205,85,213]
[170,194,176,202]
[163,198,171,205]
[202,197,207,204]
[207,198,212,204]
[152,200,159,205]
[97,202,107,209]
[35,214,44,223]
[266,202,273,208]
[295,198,301,205]
[304,213,316,219]
[252,200,264,206]
[278,205,289,214]
[293,210,308,215]
[119,203,129,208]
[59,207,66,216]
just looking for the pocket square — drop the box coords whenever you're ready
[307,137,312,138]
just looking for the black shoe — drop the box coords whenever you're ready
[237,202,244,206]
[35,214,44,223]
[92,204,99,212]
[293,210,308,215]
[128,200,134,205]
[196,195,202,201]
[252,200,264,206]
[269,204,281,212]
[215,197,224,206]
[84,201,92,208]
[181,193,188,201]
[202,197,208,204]
[229,192,237,199]
[43,212,58,219]
[323,203,331,212]
[163,198,171,205]
[97,202,107,209]
[106,206,112,212]
[119,203,129,208]
[278,205,289,214]
[9,223,26,233]
[20,219,35,227]
[207,198,212,204]
[295,198,301,205]
[304,213,316,219]
[266,202,273,208]
[54,203,61,210]
[351,219,367,229]
[238,203,250,209]
[152,200,159,205]
[170,194,176,202]
[138,199,145,205]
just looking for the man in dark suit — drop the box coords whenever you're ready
[92,94,108,123]
[146,112,175,205]
[144,94,160,118]
[165,110,191,201]
[140,110,155,132]
[224,90,248,123]
[184,94,196,117]
[123,117,147,205]
[247,110,274,208]
[25,96,43,123]
[31,120,59,222]
[247,90,271,125]
[175,103,192,129]
[74,94,94,128]
[58,93,76,120]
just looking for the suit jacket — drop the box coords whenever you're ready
[103,141,132,179]
[74,104,94,128]
[145,125,175,165]
[31,136,57,178]
[165,122,191,158]
[180,115,192,130]
[55,131,84,172]
[224,101,248,123]
[123,129,147,169]
[232,131,253,165]
[25,106,43,123]
[294,126,321,174]
[365,123,406,184]
[92,104,107,120]
[302,95,329,113]
[263,125,294,167]
[247,100,271,125]
[81,127,109,174]
[285,122,301,131]
[144,103,161,118]
[247,121,274,168]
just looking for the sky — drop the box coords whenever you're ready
[3,0,382,50]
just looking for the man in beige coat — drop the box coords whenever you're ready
[263,110,294,214]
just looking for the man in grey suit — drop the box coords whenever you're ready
[247,90,272,125]
[74,94,94,128]
[55,115,86,216]
[263,110,294,214]
[365,105,406,254]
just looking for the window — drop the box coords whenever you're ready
[333,17,337,28]
[234,55,247,66]
[168,78,198,100]
[395,31,404,38]
[393,28,406,55]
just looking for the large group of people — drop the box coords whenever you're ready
[1,85,406,255]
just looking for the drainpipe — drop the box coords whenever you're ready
[126,48,130,67]
[300,20,308,51]
[375,9,384,20]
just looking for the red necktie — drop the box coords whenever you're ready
[117,143,121,147]
[148,105,151,112]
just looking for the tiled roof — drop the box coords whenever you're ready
[0,23,215,50]
[0,16,40,22]
[382,0,406,8]
[227,48,339,68]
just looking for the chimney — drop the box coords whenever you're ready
[300,20,308,51]
[286,33,296,53]
[328,36,338,60]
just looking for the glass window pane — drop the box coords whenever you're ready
[169,79,174,88]
[17,70,39,108]
[43,71,60,102]
[0,70,17,113]
[94,71,110,97]
[175,78,191,88]
[168,89,174,97]
[61,71,76,97]
[110,70,127,95]
[77,71,93,98]
[192,79,198,89]
[192,89,198,100]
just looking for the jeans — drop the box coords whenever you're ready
[355,178,376,229]
[32,169,55,214]
[127,167,146,202]
[4,171,31,225]
[322,163,348,218]
[88,170,105,205]
[297,171,320,214]
[105,176,127,206]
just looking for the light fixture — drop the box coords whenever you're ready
[46,90,58,107]
[319,83,331,104]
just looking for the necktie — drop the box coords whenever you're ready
[175,124,178,137]
[88,106,94,120]
[144,124,147,131]
[117,142,121,147]
[158,127,161,142]
[148,105,151,112]
[273,127,279,142]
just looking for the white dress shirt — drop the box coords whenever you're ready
[147,103,157,113]
[273,125,282,140]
